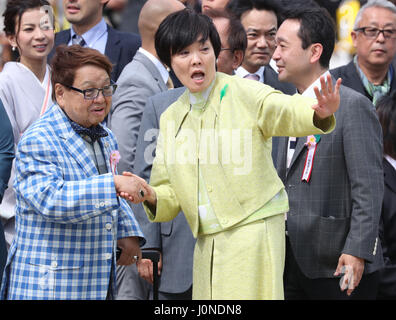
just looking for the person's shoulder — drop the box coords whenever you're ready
[339,84,372,106]
[150,87,186,104]
[330,60,353,77]
[107,25,141,44]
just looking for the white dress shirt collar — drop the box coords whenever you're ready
[235,66,265,83]
[301,70,331,98]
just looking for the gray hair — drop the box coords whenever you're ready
[353,0,396,29]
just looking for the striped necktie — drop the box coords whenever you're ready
[72,34,86,47]
[244,73,260,81]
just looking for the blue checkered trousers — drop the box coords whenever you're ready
[0,104,144,300]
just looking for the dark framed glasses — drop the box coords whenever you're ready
[62,83,117,100]
[354,26,396,39]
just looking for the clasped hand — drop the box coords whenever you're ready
[114,172,153,204]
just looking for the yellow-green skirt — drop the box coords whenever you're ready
[192,213,285,300]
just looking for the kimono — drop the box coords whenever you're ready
[0,62,53,245]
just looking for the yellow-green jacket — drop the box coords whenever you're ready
[145,72,335,238]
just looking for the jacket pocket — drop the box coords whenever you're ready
[27,258,84,292]
[317,216,350,269]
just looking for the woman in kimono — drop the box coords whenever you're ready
[117,8,342,300]
[0,0,54,248]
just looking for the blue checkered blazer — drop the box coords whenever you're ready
[0,104,144,300]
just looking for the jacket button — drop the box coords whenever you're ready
[51,261,58,268]
[105,223,112,231]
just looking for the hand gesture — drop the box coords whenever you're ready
[114,172,150,204]
[312,74,342,119]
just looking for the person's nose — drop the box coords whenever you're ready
[256,35,268,48]
[191,51,202,66]
[376,30,386,43]
[93,89,106,102]
[34,27,46,40]
[272,46,280,61]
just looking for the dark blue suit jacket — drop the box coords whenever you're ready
[0,99,14,280]
[330,60,396,102]
[50,25,141,82]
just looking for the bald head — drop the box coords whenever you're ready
[138,0,185,52]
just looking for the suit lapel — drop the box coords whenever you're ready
[105,26,120,68]
[134,51,168,92]
[384,159,396,193]
[287,137,306,174]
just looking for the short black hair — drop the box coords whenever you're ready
[281,2,335,69]
[227,0,281,24]
[204,8,247,54]
[376,91,396,158]
[155,8,221,68]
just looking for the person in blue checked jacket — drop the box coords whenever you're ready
[0,45,146,300]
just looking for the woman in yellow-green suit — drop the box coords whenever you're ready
[117,9,342,300]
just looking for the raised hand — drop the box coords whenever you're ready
[312,74,342,119]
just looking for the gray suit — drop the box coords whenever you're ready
[276,85,384,284]
[131,87,196,298]
[109,50,168,173]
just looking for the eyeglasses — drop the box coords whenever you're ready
[62,83,117,100]
[354,26,396,39]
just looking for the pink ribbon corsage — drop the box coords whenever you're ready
[110,150,121,175]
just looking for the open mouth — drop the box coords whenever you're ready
[33,44,48,51]
[91,107,105,115]
[191,71,205,83]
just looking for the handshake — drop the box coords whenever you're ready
[114,171,156,205]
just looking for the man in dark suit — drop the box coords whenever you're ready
[52,0,141,82]
[227,0,295,163]
[228,0,294,93]
[330,0,396,106]
[273,3,384,299]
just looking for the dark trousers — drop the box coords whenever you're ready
[284,236,380,300]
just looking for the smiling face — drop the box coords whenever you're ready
[56,64,112,128]
[170,37,217,93]
[7,8,54,67]
[352,6,396,70]
[272,19,314,91]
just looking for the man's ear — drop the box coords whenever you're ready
[232,50,244,70]
[351,30,358,49]
[55,83,66,108]
[310,43,323,64]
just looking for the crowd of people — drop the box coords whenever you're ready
[0,0,395,301]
